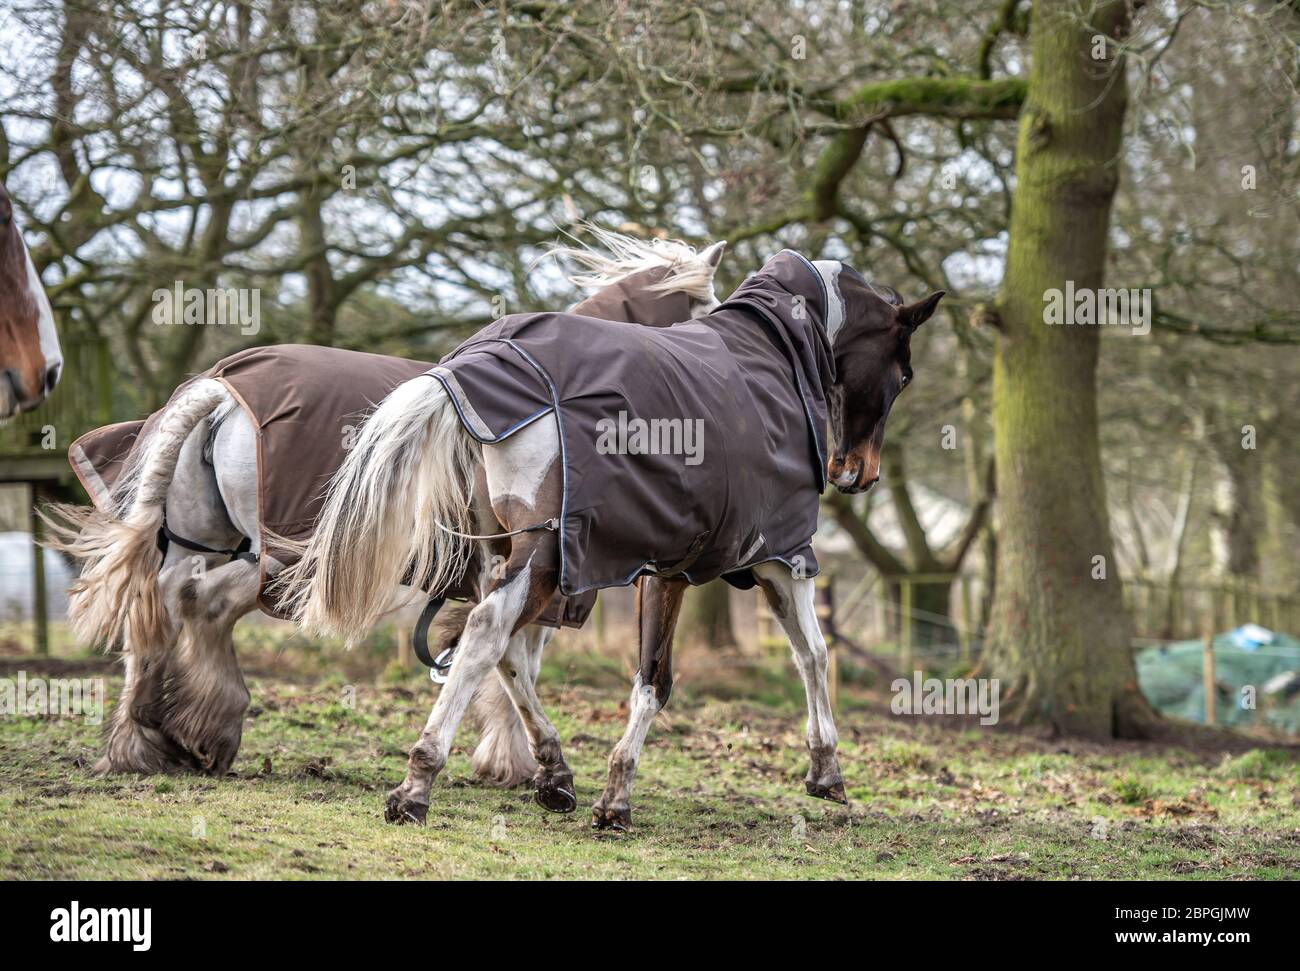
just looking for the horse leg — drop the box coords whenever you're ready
[489,626,575,811]
[97,415,242,774]
[592,575,687,831]
[753,562,846,803]
[385,535,558,825]
[429,601,537,788]
[96,639,189,774]
[157,558,258,775]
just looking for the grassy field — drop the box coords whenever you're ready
[2,643,1299,880]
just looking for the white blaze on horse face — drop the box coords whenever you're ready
[24,242,61,382]
[811,260,845,341]
[482,414,561,510]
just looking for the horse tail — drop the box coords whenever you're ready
[41,378,230,651]
[470,671,538,787]
[278,375,479,643]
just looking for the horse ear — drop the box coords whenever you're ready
[899,290,945,331]
[700,240,727,270]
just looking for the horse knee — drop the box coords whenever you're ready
[409,736,448,776]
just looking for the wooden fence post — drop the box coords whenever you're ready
[1203,592,1219,727]
[29,482,49,656]
[960,575,973,665]
[899,578,913,675]
[397,624,412,669]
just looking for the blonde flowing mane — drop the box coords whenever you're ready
[543,224,719,304]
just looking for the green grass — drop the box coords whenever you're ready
[2,652,1299,879]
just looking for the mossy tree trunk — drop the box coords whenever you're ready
[680,581,737,649]
[983,0,1157,738]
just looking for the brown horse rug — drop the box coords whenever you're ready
[429,250,843,599]
[68,267,694,626]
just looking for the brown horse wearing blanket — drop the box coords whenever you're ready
[43,232,725,780]
[283,250,942,828]
[0,180,62,420]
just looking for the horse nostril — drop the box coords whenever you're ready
[44,362,61,393]
[861,475,880,492]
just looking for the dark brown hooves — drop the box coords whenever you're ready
[591,805,631,832]
[384,790,430,825]
[535,784,578,813]
[805,779,849,805]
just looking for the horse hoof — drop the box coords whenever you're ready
[591,804,631,832]
[384,791,429,825]
[535,784,577,814]
[805,779,848,805]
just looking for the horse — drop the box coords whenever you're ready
[42,229,725,782]
[0,181,62,420]
[282,249,943,828]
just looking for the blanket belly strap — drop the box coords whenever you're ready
[156,515,253,563]
[412,596,458,684]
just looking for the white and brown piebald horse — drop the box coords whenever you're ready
[285,250,942,828]
[0,181,62,420]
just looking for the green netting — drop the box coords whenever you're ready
[1136,631,1300,733]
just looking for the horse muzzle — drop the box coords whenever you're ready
[827,451,880,494]
[0,364,54,419]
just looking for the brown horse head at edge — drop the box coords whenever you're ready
[0,180,61,421]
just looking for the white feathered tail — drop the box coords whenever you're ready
[278,375,480,642]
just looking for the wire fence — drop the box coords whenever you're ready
[5,524,1299,734]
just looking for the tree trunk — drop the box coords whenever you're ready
[300,171,339,347]
[679,581,737,649]
[1208,439,1261,579]
[983,0,1155,738]
[959,346,998,639]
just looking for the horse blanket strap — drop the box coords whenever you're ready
[412,596,458,684]
[412,596,445,668]
[434,517,559,541]
[156,516,253,562]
